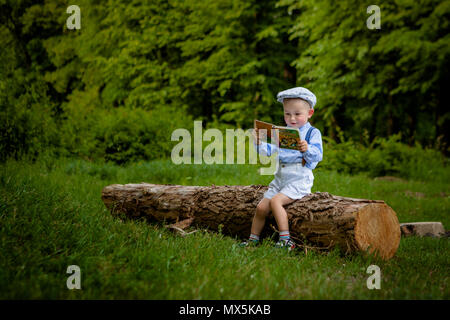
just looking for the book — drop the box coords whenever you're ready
[254,119,301,151]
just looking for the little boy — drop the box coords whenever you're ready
[241,87,323,250]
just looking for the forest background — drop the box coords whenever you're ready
[1,0,449,173]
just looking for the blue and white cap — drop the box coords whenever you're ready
[276,87,317,109]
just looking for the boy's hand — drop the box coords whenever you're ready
[298,140,308,153]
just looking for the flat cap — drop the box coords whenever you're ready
[276,87,317,109]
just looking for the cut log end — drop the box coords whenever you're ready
[355,203,401,260]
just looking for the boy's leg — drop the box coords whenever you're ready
[270,193,297,250]
[250,197,271,236]
[239,197,271,247]
[270,193,295,232]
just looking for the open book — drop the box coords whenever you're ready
[254,120,301,151]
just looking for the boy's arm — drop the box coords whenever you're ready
[303,129,323,163]
[252,129,279,157]
[254,140,279,157]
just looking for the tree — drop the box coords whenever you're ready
[283,0,449,149]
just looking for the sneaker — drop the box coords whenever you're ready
[274,239,296,251]
[238,240,259,248]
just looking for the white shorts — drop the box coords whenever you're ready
[263,162,314,200]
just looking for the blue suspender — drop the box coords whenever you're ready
[300,126,316,166]
[305,126,316,144]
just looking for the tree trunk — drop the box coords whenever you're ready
[101,183,401,260]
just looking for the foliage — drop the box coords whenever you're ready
[91,107,193,164]
[322,133,449,182]
[282,0,450,148]
[0,69,60,162]
[0,0,449,162]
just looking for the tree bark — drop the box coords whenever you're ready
[101,183,401,260]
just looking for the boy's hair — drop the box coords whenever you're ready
[283,98,312,110]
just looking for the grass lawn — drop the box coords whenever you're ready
[0,157,449,299]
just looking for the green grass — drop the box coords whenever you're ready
[0,156,449,299]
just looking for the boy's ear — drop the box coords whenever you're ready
[308,109,314,118]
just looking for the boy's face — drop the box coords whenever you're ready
[283,98,314,128]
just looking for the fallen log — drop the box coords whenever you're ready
[101,183,401,260]
[400,222,446,238]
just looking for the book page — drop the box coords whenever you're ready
[275,126,301,150]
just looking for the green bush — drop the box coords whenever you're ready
[322,134,449,182]
[91,107,193,165]
[0,71,60,162]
